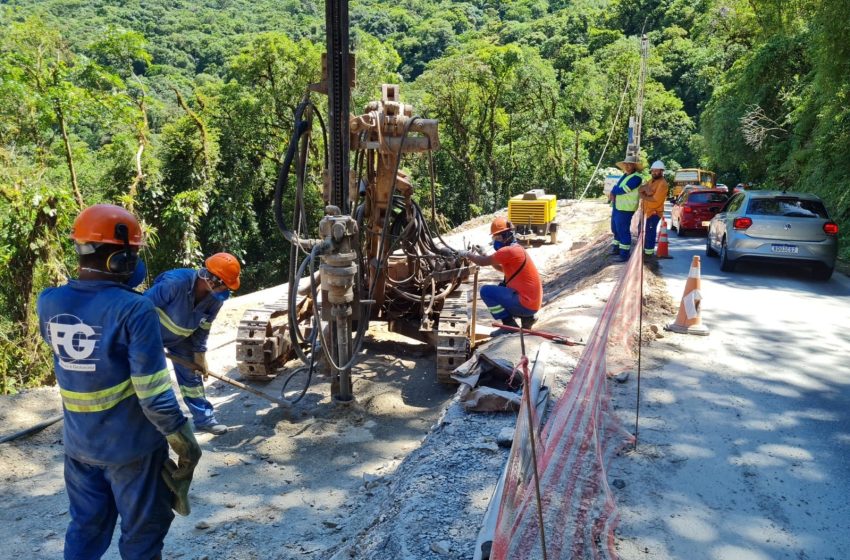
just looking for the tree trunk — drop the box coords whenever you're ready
[56,103,84,208]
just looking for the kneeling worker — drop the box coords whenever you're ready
[145,252,241,435]
[459,217,542,336]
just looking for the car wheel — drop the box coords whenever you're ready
[706,236,718,257]
[812,263,834,281]
[719,239,736,272]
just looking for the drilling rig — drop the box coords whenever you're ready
[234,1,476,401]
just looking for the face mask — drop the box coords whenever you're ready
[493,240,507,251]
[212,290,230,302]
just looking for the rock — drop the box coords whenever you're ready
[363,473,384,489]
[225,503,236,509]
[496,427,515,448]
[612,479,626,489]
[430,540,451,555]
[195,521,210,530]
[322,520,339,529]
[614,371,630,383]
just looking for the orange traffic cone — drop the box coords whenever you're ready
[656,217,672,259]
[664,255,709,336]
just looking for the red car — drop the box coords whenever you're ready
[671,189,729,235]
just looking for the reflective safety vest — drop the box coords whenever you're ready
[37,279,186,465]
[613,173,641,212]
[144,269,223,352]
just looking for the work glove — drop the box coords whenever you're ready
[166,420,202,482]
[161,459,192,516]
[470,244,485,255]
[193,351,209,381]
[457,249,471,259]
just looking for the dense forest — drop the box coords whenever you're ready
[1,0,847,391]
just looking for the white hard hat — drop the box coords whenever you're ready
[650,160,665,170]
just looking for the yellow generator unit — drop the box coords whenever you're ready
[508,189,559,244]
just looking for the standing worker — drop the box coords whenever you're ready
[37,204,202,559]
[459,217,542,336]
[145,252,241,435]
[639,160,670,257]
[610,155,645,261]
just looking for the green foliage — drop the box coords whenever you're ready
[2,0,850,389]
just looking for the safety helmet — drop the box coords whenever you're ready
[70,204,144,246]
[490,217,513,236]
[205,252,241,291]
[650,160,665,171]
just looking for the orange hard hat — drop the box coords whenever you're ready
[490,217,512,236]
[70,204,144,246]
[205,252,241,291]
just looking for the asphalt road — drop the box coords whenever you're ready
[616,209,850,560]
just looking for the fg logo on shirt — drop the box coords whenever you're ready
[46,314,101,372]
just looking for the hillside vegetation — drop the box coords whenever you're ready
[1,0,847,391]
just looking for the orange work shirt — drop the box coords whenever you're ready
[493,244,542,311]
[641,177,669,216]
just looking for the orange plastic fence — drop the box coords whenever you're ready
[491,224,646,560]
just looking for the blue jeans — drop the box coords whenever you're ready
[64,444,173,560]
[480,285,536,321]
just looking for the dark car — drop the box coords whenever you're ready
[670,189,729,235]
[706,191,839,280]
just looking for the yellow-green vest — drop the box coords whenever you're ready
[614,173,641,212]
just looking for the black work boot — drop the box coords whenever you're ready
[520,315,537,330]
[490,316,519,337]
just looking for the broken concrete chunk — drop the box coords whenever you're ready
[496,427,515,448]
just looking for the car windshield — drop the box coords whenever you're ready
[747,197,828,218]
[688,192,727,204]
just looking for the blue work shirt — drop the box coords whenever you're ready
[144,269,223,352]
[37,279,186,465]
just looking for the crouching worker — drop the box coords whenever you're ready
[37,204,201,559]
[145,252,241,435]
[458,217,542,336]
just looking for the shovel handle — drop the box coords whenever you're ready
[166,353,290,407]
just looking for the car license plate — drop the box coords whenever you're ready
[771,244,798,254]
[701,221,710,227]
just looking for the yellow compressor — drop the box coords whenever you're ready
[507,189,558,244]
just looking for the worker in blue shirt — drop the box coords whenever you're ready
[145,252,241,435]
[610,155,645,261]
[37,204,202,560]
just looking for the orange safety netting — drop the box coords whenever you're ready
[491,225,645,560]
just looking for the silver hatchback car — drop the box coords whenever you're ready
[706,191,839,280]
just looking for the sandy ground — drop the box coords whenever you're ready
[0,199,634,559]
